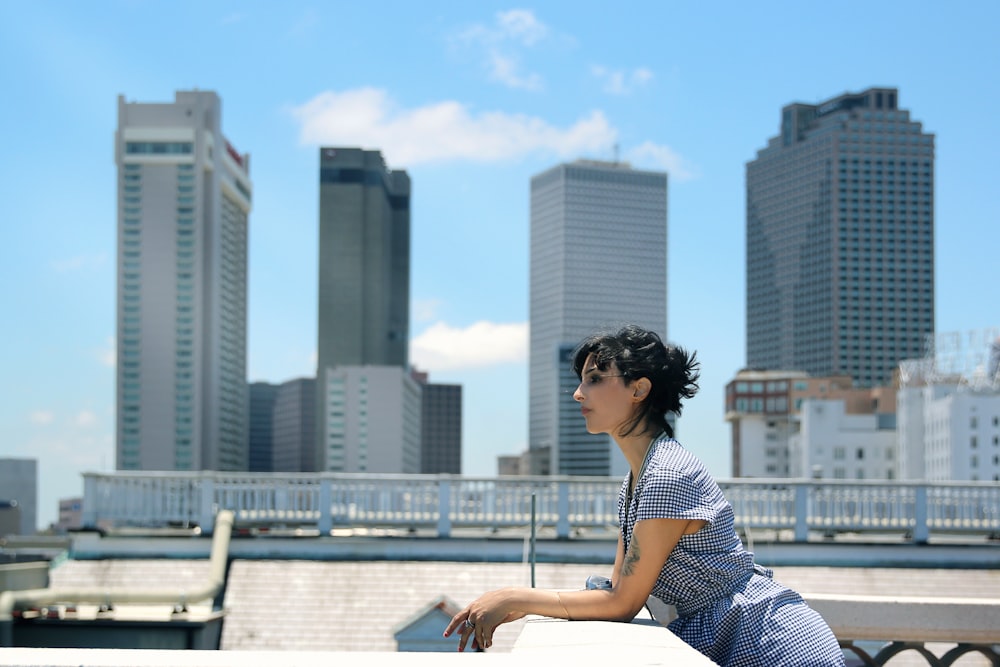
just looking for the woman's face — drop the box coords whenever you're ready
[572,354,638,437]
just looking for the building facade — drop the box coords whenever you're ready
[248,382,279,472]
[529,160,667,475]
[272,377,317,473]
[322,366,421,473]
[0,458,37,535]
[413,373,462,474]
[896,328,1000,481]
[315,147,410,471]
[791,399,897,480]
[746,87,934,388]
[56,497,83,533]
[725,370,896,478]
[115,90,251,471]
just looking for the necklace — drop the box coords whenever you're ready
[624,432,663,530]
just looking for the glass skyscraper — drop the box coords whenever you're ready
[746,87,934,388]
[114,91,251,471]
[529,160,668,476]
[315,148,411,471]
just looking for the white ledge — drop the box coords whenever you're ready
[0,616,716,666]
[512,616,716,664]
[805,593,1000,643]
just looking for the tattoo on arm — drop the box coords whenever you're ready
[621,535,640,577]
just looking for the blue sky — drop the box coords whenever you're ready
[2,1,998,530]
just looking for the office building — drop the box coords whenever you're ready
[315,148,410,471]
[791,399,897,481]
[115,90,252,471]
[413,372,462,474]
[248,382,279,472]
[0,458,37,535]
[273,377,317,472]
[724,370,895,478]
[322,366,421,473]
[897,329,1000,481]
[746,87,934,388]
[529,160,667,475]
[56,497,84,533]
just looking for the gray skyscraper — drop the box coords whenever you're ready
[315,148,411,470]
[414,372,462,474]
[273,377,316,473]
[248,382,279,472]
[115,91,251,471]
[529,160,668,475]
[746,87,934,387]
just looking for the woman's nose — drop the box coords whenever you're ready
[573,384,584,402]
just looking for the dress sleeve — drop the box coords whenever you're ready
[633,458,721,526]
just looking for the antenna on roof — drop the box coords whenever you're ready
[613,143,620,164]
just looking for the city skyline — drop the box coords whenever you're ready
[3,2,998,529]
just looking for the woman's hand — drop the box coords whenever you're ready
[443,588,525,651]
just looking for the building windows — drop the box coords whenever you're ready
[126,141,193,155]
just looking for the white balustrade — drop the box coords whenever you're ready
[81,473,1000,543]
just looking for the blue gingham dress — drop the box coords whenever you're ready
[620,436,845,667]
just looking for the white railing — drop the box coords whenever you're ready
[81,473,1000,543]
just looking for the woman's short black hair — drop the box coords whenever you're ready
[571,324,700,438]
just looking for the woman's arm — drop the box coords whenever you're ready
[445,517,696,650]
[610,532,625,586]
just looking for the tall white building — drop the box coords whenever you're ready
[898,383,1000,481]
[791,399,897,480]
[115,91,252,471]
[323,366,421,473]
[897,329,1000,481]
[529,160,667,475]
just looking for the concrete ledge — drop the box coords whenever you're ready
[0,617,717,667]
[513,616,715,664]
[805,593,1000,643]
[0,648,518,665]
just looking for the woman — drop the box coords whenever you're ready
[444,324,844,666]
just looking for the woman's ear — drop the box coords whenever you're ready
[632,377,651,402]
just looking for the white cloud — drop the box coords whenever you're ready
[494,9,548,45]
[50,253,107,273]
[455,9,550,90]
[591,65,654,95]
[410,321,528,371]
[291,88,617,165]
[487,51,543,91]
[75,410,98,427]
[625,141,699,181]
[29,410,55,425]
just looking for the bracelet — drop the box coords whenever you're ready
[557,591,572,621]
